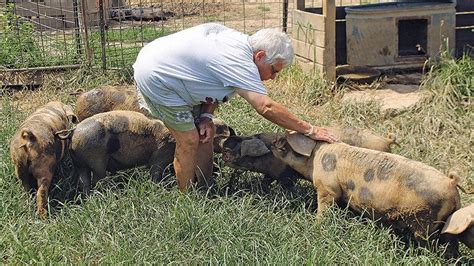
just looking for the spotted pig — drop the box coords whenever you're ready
[74,86,234,153]
[58,110,175,195]
[221,126,397,188]
[75,86,149,122]
[442,203,474,250]
[272,131,462,255]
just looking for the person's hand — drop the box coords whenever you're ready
[198,117,214,143]
[307,126,339,143]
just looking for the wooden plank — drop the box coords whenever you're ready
[293,24,325,48]
[323,0,336,81]
[15,3,64,16]
[295,56,325,76]
[293,9,325,32]
[292,38,325,65]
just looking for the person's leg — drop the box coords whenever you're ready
[195,128,215,188]
[192,105,216,189]
[138,93,200,191]
[167,127,200,192]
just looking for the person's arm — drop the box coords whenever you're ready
[197,103,219,143]
[236,89,338,143]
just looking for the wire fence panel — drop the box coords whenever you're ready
[5,0,463,71]
[96,0,289,69]
[0,0,86,69]
[1,0,289,70]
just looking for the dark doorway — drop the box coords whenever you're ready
[398,19,428,56]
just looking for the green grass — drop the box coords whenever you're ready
[257,5,271,12]
[0,13,172,69]
[0,54,473,263]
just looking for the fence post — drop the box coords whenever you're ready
[283,0,289,32]
[98,0,107,70]
[80,0,92,66]
[72,0,83,57]
[323,0,336,81]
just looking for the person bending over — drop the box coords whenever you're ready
[133,23,338,192]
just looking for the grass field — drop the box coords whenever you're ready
[0,53,473,263]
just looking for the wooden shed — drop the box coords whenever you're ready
[292,0,474,81]
[292,0,336,80]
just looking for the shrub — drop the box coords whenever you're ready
[0,4,43,68]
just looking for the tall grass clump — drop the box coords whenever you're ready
[423,51,473,106]
[390,52,474,177]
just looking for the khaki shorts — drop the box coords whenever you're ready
[139,91,201,132]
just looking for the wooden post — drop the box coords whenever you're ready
[283,0,289,32]
[98,0,107,70]
[323,0,336,81]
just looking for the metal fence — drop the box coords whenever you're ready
[1,0,471,71]
[0,0,293,70]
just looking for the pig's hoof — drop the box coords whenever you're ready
[38,209,47,220]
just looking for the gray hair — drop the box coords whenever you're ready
[248,28,294,66]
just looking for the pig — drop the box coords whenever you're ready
[9,101,77,219]
[442,203,474,250]
[271,131,462,255]
[57,110,175,195]
[75,86,150,122]
[326,125,397,153]
[221,133,303,188]
[221,126,397,188]
[74,86,234,154]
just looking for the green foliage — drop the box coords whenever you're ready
[87,26,172,68]
[104,25,171,43]
[0,4,43,68]
[424,51,473,103]
[257,5,271,12]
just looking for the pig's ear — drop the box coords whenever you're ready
[285,130,315,157]
[63,104,78,123]
[213,118,235,138]
[441,204,474,235]
[241,139,270,157]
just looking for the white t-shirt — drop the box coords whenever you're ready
[133,23,267,107]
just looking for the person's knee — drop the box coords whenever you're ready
[175,130,200,150]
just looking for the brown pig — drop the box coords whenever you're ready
[326,125,397,152]
[57,110,175,195]
[221,126,397,188]
[442,203,474,250]
[271,131,462,255]
[74,86,234,153]
[75,86,150,122]
[10,101,77,219]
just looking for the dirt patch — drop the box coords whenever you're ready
[341,72,426,114]
[342,83,424,114]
